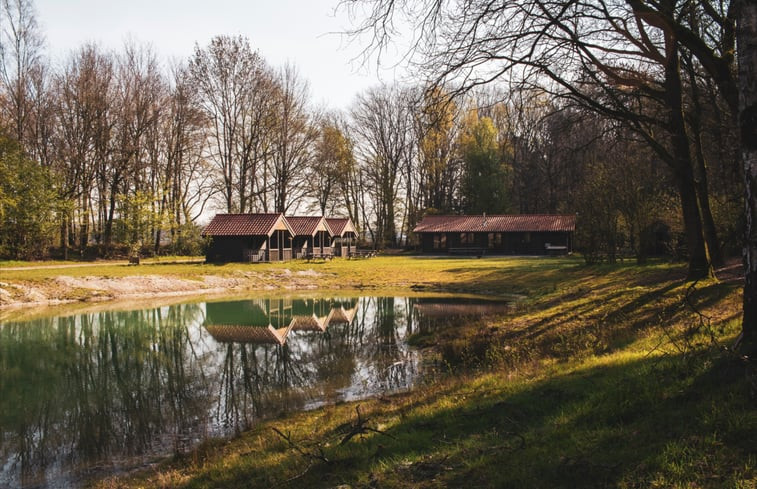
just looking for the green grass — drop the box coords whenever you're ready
[1,256,588,313]
[85,256,755,489]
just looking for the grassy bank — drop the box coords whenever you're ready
[0,255,581,312]
[78,256,755,489]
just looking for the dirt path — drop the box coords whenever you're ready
[714,257,744,284]
[0,257,204,271]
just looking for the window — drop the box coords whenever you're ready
[460,232,474,245]
[433,234,447,249]
[488,232,502,249]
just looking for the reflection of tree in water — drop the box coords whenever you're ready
[216,342,305,433]
[352,297,420,395]
[208,296,422,430]
[0,295,451,488]
[210,298,351,432]
[0,303,210,487]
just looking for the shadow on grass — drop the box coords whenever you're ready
[440,263,740,365]
[172,350,754,489]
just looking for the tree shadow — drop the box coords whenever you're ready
[181,350,754,488]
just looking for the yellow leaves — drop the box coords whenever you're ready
[418,88,457,176]
[317,122,355,175]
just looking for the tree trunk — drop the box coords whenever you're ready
[103,174,120,253]
[693,143,724,268]
[738,0,757,356]
[687,60,725,268]
[664,34,712,279]
[60,218,68,260]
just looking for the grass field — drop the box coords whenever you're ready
[3,256,753,488]
[0,255,583,311]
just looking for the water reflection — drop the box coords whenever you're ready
[0,295,506,488]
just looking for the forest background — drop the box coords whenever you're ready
[0,0,745,276]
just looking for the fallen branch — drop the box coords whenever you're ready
[271,426,330,463]
[339,405,396,446]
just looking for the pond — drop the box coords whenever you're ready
[0,295,509,488]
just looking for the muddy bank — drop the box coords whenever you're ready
[0,269,326,310]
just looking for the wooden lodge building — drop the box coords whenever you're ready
[287,216,333,259]
[326,217,358,257]
[203,213,294,263]
[203,213,359,263]
[413,214,576,255]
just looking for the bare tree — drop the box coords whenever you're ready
[345,0,757,347]
[264,64,317,213]
[0,0,43,144]
[188,35,270,213]
[52,44,115,257]
[158,64,215,252]
[351,85,413,248]
[101,42,163,250]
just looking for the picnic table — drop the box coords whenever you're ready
[348,250,376,259]
[306,251,333,261]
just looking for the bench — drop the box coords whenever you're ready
[544,243,568,256]
[448,247,486,258]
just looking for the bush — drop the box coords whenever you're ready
[0,137,59,260]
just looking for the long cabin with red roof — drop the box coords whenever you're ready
[203,213,359,262]
[413,214,576,255]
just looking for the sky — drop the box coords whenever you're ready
[34,0,402,110]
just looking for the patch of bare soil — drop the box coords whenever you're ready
[0,268,326,310]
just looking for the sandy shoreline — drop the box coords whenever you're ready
[0,269,327,312]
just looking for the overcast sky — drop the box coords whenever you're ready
[35,0,401,110]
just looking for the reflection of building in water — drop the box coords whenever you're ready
[204,298,360,343]
[327,303,358,324]
[205,324,292,345]
[204,298,296,344]
[290,298,331,332]
[413,300,509,317]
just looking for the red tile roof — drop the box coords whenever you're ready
[290,315,329,332]
[287,216,330,236]
[202,213,288,237]
[205,325,291,345]
[413,214,576,233]
[326,217,357,236]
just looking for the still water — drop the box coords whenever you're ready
[0,295,508,488]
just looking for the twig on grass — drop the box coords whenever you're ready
[339,405,396,446]
[271,426,330,463]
